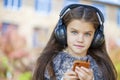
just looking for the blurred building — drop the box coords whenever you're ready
[0,0,120,51]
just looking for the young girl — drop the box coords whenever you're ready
[32,4,117,80]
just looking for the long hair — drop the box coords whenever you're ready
[32,6,117,80]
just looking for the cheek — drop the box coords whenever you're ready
[67,35,76,43]
[85,36,94,45]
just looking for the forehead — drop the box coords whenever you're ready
[67,19,95,31]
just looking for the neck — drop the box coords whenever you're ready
[64,49,87,58]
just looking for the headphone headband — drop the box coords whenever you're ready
[60,4,104,24]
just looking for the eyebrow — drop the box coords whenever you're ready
[70,28,77,31]
[85,31,94,33]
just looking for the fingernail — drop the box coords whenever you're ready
[76,66,79,70]
[81,66,84,69]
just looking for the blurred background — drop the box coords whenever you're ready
[0,0,120,80]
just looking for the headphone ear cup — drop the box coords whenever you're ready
[54,19,67,45]
[91,26,105,48]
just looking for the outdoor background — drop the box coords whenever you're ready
[0,0,120,80]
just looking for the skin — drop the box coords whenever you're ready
[63,19,95,80]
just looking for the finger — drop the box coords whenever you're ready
[74,71,84,80]
[64,76,78,79]
[64,73,79,80]
[75,68,85,77]
[64,70,77,76]
[81,67,93,75]
[81,67,92,73]
[75,67,93,80]
[75,66,85,75]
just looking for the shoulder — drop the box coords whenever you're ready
[52,52,65,67]
[53,51,73,66]
[53,52,64,60]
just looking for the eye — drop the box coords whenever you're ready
[71,31,78,35]
[85,33,91,37]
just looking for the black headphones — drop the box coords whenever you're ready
[54,4,105,48]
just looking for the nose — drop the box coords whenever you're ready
[77,34,84,43]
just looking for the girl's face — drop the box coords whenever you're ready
[67,20,95,57]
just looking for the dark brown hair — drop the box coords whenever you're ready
[32,6,117,80]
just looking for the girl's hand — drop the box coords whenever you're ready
[75,66,94,80]
[63,70,79,80]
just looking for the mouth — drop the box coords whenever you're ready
[74,44,84,49]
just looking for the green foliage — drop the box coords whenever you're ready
[0,56,12,78]
[115,62,120,80]
[18,72,32,80]
[110,49,120,80]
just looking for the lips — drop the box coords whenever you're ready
[74,44,84,49]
